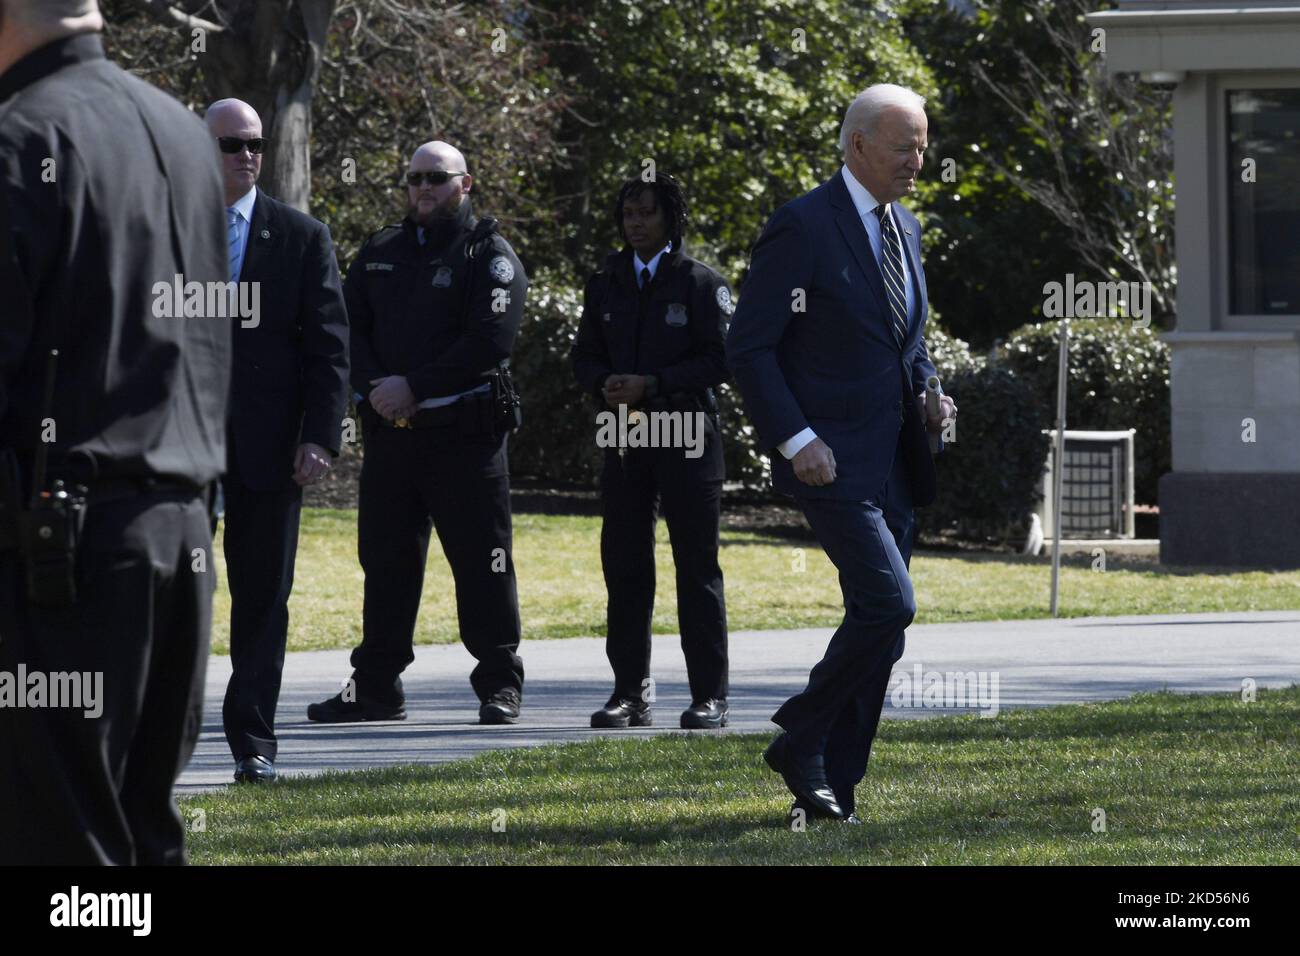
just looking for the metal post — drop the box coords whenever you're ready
[1050,321,1070,616]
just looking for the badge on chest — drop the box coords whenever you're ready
[432,265,454,288]
[665,302,688,327]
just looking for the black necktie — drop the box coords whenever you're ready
[873,204,908,349]
[639,266,651,291]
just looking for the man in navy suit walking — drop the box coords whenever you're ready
[726,84,958,823]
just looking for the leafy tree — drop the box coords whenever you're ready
[905,0,1174,346]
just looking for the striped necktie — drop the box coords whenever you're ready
[227,207,241,283]
[873,203,908,350]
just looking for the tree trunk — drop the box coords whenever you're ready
[135,0,336,212]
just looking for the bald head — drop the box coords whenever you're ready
[206,99,264,206]
[405,140,472,227]
[0,0,102,77]
[411,141,468,175]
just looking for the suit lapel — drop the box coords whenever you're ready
[239,188,279,284]
[827,172,890,330]
[893,203,926,343]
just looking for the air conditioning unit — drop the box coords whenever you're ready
[1037,429,1137,539]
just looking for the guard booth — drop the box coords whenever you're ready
[1087,0,1300,567]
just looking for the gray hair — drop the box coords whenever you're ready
[838,84,927,153]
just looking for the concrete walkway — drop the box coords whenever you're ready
[177,610,1300,792]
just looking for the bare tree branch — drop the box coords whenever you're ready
[129,0,225,33]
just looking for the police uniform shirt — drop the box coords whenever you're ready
[572,244,732,400]
[344,202,527,407]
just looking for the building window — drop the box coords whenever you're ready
[1228,88,1300,316]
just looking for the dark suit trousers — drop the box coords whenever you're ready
[600,444,728,703]
[773,437,916,816]
[0,493,212,865]
[351,420,523,702]
[221,444,303,762]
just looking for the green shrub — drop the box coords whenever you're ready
[1000,319,1170,504]
[508,273,603,485]
[925,321,986,382]
[918,365,1052,542]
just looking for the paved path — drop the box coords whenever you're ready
[177,610,1300,792]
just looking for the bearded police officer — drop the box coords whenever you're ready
[571,172,731,730]
[0,0,230,864]
[308,141,527,726]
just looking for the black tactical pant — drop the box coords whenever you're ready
[0,490,213,865]
[599,436,728,704]
[350,417,523,703]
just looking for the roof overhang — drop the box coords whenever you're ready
[1086,4,1300,74]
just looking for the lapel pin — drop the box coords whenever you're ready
[904,227,913,236]
[261,229,270,239]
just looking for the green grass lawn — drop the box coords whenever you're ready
[180,687,1300,865]
[208,508,1300,655]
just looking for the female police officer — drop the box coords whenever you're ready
[571,173,732,729]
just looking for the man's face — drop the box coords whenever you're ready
[850,106,927,203]
[209,110,263,203]
[622,188,668,258]
[406,159,469,226]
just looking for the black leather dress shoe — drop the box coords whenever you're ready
[306,691,405,723]
[763,733,845,819]
[681,698,728,729]
[234,755,276,784]
[790,800,861,825]
[590,696,652,728]
[479,688,521,725]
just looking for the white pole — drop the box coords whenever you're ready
[1050,320,1070,616]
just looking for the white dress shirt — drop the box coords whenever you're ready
[775,166,915,460]
[634,242,672,287]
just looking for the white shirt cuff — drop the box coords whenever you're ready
[777,427,817,460]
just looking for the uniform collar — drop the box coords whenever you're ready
[633,241,673,281]
[0,32,104,103]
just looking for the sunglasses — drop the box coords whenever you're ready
[405,170,466,187]
[217,136,267,155]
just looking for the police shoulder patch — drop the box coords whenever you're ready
[488,256,515,284]
[715,284,735,316]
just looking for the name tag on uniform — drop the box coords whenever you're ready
[665,302,688,327]
[433,266,454,288]
[366,262,394,272]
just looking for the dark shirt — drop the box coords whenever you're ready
[572,246,732,399]
[345,200,528,402]
[0,33,230,484]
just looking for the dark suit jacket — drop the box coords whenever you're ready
[726,170,941,504]
[228,188,349,491]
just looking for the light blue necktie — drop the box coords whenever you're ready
[227,207,241,283]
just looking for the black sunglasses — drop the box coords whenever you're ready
[217,136,267,155]
[405,170,466,187]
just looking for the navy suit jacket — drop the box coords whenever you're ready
[228,188,350,491]
[726,171,940,504]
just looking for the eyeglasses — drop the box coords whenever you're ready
[405,170,466,187]
[217,137,267,155]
